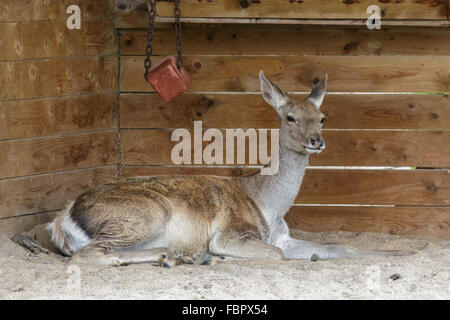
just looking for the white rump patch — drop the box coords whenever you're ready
[46,202,91,255]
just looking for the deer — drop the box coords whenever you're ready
[23,71,413,267]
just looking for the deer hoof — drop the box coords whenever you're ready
[200,255,212,265]
[160,252,176,268]
[311,254,320,262]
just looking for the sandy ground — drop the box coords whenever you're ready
[0,230,449,300]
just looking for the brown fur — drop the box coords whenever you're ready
[68,175,269,260]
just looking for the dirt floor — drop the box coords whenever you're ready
[0,229,448,300]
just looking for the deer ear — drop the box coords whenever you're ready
[306,74,328,109]
[259,70,289,115]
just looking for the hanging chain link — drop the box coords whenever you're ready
[144,0,157,79]
[173,0,183,70]
[144,0,184,78]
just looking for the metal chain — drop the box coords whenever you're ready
[144,0,183,77]
[144,0,157,79]
[174,0,183,70]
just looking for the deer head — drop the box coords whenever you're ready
[259,71,327,155]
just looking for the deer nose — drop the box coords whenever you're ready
[310,137,324,147]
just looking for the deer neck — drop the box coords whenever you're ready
[239,144,309,228]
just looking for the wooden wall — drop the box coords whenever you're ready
[116,1,450,239]
[0,0,119,235]
[1,0,449,240]
[114,0,450,25]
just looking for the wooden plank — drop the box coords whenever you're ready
[0,8,116,59]
[120,55,450,93]
[0,23,24,61]
[0,166,118,219]
[316,131,450,167]
[0,0,67,22]
[76,0,114,21]
[298,169,450,205]
[0,20,117,60]
[114,0,447,20]
[120,93,450,130]
[120,130,450,167]
[119,166,450,206]
[0,56,117,101]
[0,131,118,179]
[159,18,450,27]
[154,0,447,20]
[285,206,450,239]
[115,13,450,29]
[0,94,117,140]
[120,26,450,56]
[0,0,112,22]
[17,20,72,60]
[0,211,57,237]
[71,19,118,56]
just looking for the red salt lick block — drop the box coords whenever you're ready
[145,56,191,103]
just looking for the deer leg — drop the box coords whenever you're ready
[209,232,284,260]
[277,234,415,260]
[12,223,59,254]
[70,245,176,267]
[12,234,49,254]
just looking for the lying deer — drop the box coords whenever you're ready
[43,71,413,267]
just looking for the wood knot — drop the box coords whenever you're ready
[232,169,243,176]
[425,184,437,192]
[198,96,214,109]
[343,41,360,52]
[240,0,250,8]
[192,60,202,72]
[194,61,202,69]
[117,2,129,10]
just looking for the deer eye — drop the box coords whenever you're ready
[287,115,295,123]
[320,118,326,124]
